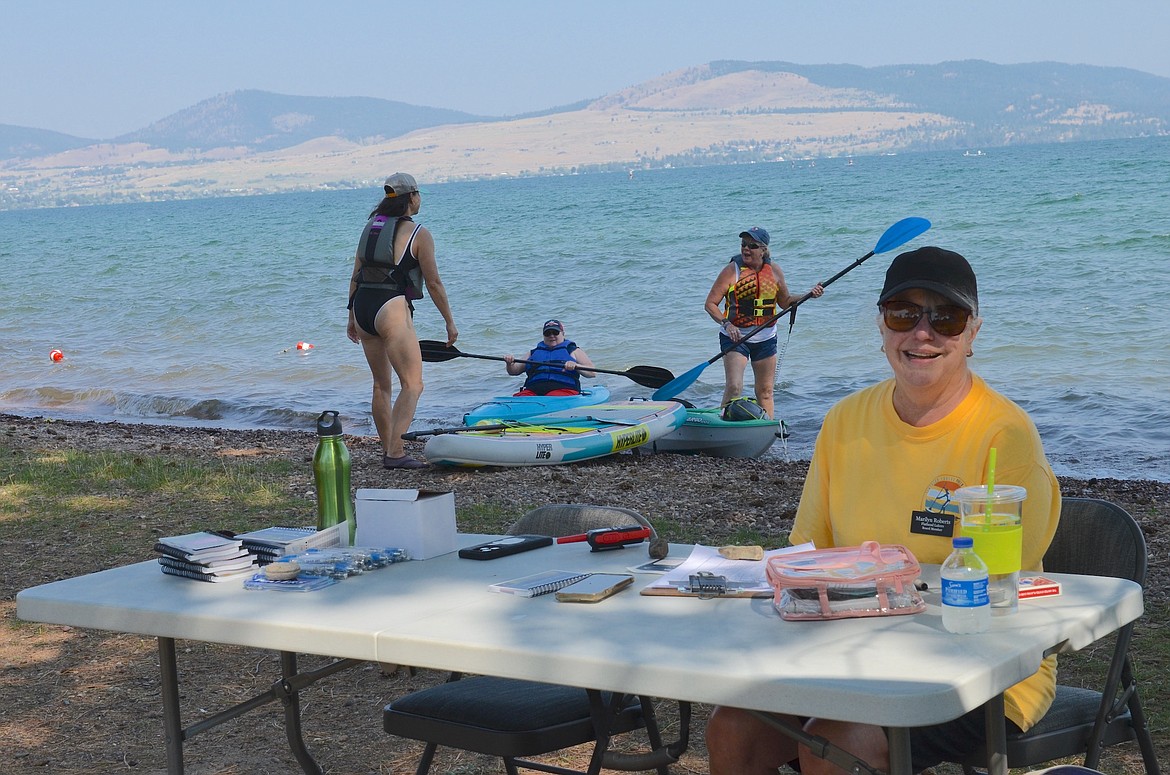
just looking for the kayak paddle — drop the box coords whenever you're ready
[402,423,510,440]
[652,216,932,401]
[403,419,582,440]
[418,340,676,390]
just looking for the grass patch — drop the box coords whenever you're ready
[650,518,790,549]
[0,445,312,581]
[452,501,521,534]
[2,448,300,516]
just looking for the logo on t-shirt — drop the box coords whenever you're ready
[924,475,965,517]
[909,475,966,536]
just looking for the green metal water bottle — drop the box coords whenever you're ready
[313,410,354,544]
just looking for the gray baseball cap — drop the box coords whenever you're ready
[383,172,419,197]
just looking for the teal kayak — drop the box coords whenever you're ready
[426,401,686,467]
[463,385,612,425]
[648,407,784,459]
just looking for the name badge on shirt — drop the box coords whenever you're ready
[910,510,955,537]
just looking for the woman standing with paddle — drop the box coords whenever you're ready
[703,226,823,418]
[346,173,458,469]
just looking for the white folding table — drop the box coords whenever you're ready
[17,536,1143,775]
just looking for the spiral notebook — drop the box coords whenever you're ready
[488,570,592,598]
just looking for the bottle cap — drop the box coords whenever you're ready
[316,410,343,437]
[952,536,974,548]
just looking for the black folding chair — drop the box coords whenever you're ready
[962,497,1160,774]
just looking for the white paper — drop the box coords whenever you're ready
[645,542,815,593]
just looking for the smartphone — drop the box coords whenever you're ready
[555,573,635,603]
[458,534,553,560]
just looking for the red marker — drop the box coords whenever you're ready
[556,525,651,551]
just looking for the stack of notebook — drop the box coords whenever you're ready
[235,523,344,565]
[155,531,257,583]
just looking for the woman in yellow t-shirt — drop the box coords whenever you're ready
[706,246,1061,775]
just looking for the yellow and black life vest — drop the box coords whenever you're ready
[724,259,779,328]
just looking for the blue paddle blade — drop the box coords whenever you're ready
[652,360,709,401]
[873,217,931,255]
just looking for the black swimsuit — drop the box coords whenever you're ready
[351,219,422,336]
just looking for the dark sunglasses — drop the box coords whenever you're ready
[543,330,560,336]
[880,300,971,337]
[741,241,764,250]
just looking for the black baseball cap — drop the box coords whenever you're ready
[542,319,564,335]
[879,246,978,313]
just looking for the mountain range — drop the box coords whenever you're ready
[3,59,1168,209]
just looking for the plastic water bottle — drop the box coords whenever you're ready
[313,410,354,544]
[940,536,991,634]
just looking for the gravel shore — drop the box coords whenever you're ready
[8,413,1167,550]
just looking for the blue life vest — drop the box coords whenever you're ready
[524,339,580,391]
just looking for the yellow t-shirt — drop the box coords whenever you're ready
[791,375,1061,731]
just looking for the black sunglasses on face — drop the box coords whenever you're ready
[741,241,763,250]
[880,300,971,337]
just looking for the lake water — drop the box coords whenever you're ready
[2,136,1167,481]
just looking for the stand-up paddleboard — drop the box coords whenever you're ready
[463,386,611,425]
[425,401,687,467]
[648,407,784,458]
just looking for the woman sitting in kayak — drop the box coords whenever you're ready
[503,319,597,396]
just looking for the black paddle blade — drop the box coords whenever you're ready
[418,339,461,363]
[402,422,510,440]
[624,365,675,389]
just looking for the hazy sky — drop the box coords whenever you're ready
[5,0,1168,139]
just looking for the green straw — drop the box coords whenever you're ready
[984,447,997,530]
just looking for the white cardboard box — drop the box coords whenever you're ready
[354,488,457,560]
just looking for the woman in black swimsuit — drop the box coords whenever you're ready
[347,172,458,469]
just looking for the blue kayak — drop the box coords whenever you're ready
[463,385,612,425]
